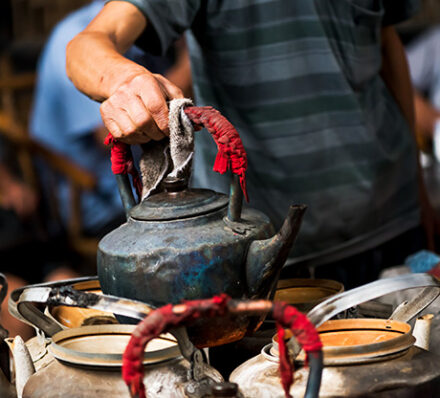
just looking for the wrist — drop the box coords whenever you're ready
[102,58,149,98]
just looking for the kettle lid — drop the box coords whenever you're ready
[129,177,228,221]
[49,325,180,367]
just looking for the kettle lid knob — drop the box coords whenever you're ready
[162,176,187,192]
[211,382,239,397]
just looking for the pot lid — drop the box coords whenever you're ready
[49,324,180,367]
[129,178,228,221]
[269,318,415,366]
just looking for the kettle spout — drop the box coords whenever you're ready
[246,204,307,298]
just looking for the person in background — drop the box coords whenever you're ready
[0,146,42,340]
[30,0,192,239]
[406,28,440,142]
[0,0,192,340]
[65,0,435,292]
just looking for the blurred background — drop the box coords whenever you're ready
[0,0,191,339]
[1,0,440,338]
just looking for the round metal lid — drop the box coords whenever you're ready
[129,188,229,221]
[49,325,180,367]
[269,318,415,366]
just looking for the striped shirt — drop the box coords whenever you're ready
[118,0,420,267]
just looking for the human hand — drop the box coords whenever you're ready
[100,71,184,145]
[0,179,38,219]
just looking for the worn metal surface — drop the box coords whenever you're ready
[233,276,440,397]
[130,187,229,221]
[98,180,307,346]
[231,345,440,397]
[99,205,271,307]
[22,348,222,398]
[10,280,206,376]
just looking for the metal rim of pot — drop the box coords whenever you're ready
[273,278,344,313]
[271,273,440,367]
[48,324,181,368]
[270,318,416,366]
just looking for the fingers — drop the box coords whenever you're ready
[100,71,184,145]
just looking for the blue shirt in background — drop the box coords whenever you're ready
[30,0,173,234]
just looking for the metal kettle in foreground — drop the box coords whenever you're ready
[98,106,306,347]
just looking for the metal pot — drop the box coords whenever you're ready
[21,325,222,398]
[7,278,224,398]
[98,118,307,347]
[230,273,440,397]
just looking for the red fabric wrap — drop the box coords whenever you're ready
[122,294,231,398]
[104,106,249,202]
[428,264,440,279]
[272,302,323,398]
[183,106,249,202]
[104,134,142,198]
[122,296,321,398]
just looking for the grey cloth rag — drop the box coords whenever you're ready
[139,98,194,199]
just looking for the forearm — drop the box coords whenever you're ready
[380,26,415,132]
[66,1,147,101]
[65,1,183,144]
[414,91,440,137]
[0,163,15,192]
[165,48,193,98]
[67,31,146,101]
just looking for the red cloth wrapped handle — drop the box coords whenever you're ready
[122,295,322,398]
[104,105,248,201]
[183,106,248,201]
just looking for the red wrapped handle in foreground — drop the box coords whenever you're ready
[122,295,322,398]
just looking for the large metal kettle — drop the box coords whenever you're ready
[6,278,224,398]
[230,274,440,397]
[97,107,307,347]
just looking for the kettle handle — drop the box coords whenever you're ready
[115,174,137,217]
[307,273,440,327]
[115,166,244,222]
[110,105,248,222]
[122,296,323,398]
[9,278,154,337]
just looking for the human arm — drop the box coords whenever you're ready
[165,38,193,98]
[0,164,38,219]
[66,1,184,144]
[380,26,415,131]
[414,91,440,138]
[380,25,440,249]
